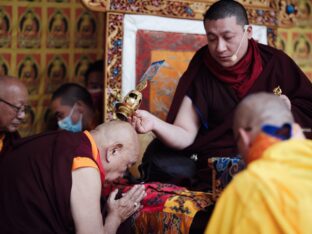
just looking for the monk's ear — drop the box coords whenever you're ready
[246,25,253,39]
[106,143,123,163]
[238,128,251,148]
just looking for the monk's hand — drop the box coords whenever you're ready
[107,185,146,222]
[131,110,155,134]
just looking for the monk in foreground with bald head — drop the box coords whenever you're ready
[0,120,146,234]
[205,92,312,234]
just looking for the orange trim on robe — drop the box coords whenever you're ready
[72,157,98,171]
[0,134,4,153]
[72,130,99,171]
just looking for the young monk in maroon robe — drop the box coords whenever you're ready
[130,0,312,190]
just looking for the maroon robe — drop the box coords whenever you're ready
[0,130,95,233]
[167,41,312,163]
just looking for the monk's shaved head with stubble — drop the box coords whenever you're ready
[233,92,294,141]
[90,120,140,181]
[92,120,139,148]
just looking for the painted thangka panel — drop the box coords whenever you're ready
[122,15,208,121]
[0,0,104,136]
[136,30,206,121]
[17,53,41,95]
[296,1,312,27]
[45,53,69,93]
[47,8,70,48]
[275,0,312,81]
[75,9,98,48]
[17,7,42,49]
[0,5,12,48]
[290,29,312,68]
[74,53,99,84]
[277,27,312,81]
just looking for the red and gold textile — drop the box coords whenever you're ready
[105,182,213,233]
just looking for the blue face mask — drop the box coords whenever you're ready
[57,105,83,132]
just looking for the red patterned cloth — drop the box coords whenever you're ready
[103,181,213,233]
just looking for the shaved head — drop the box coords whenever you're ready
[90,120,140,181]
[233,92,294,141]
[0,76,28,97]
[92,120,139,147]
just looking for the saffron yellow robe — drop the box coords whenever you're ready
[205,139,312,234]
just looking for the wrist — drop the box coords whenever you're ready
[104,213,122,233]
[150,114,157,131]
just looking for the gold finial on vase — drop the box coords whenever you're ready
[115,90,143,121]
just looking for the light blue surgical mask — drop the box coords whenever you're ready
[57,105,83,132]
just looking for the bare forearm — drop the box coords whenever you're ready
[152,116,196,149]
[103,213,122,234]
[133,97,199,149]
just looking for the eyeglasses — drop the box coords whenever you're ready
[0,98,31,115]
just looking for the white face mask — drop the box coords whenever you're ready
[57,104,82,132]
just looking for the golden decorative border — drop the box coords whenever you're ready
[82,0,279,120]
[105,12,124,120]
[82,0,311,28]
[83,0,275,23]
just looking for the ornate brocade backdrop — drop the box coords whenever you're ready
[96,0,312,121]
[0,0,311,136]
[0,0,104,136]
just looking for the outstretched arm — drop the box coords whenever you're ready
[132,96,200,149]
